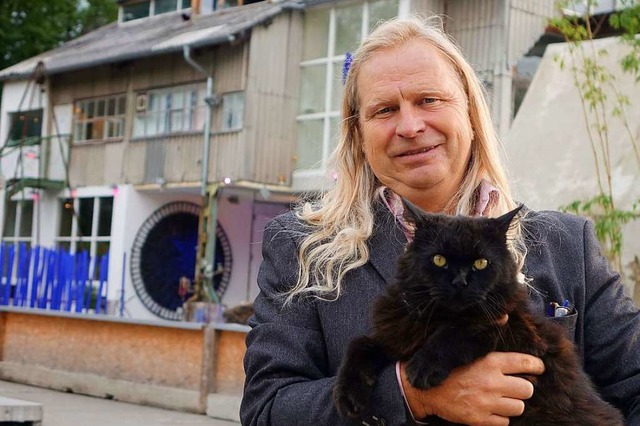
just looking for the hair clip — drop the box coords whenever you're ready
[342,52,353,85]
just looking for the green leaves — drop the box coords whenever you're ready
[561,194,640,266]
[553,0,640,274]
[0,0,117,71]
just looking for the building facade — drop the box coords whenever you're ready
[0,0,554,321]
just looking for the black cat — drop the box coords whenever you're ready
[333,203,623,425]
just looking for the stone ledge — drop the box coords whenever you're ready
[0,395,43,425]
[0,362,201,413]
[207,393,241,423]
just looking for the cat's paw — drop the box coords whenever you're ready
[405,358,450,389]
[333,377,374,418]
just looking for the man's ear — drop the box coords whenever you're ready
[494,204,523,234]
[401,198,426,224]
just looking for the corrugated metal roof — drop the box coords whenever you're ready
[0,1,302,81]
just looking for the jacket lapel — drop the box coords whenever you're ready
[367,201,407,285]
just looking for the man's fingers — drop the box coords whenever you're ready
[492,397,526,418]
[491,352,545,375]
[499,375,535,400]
[480,414,511,426]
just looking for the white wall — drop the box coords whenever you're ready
[506,37,640,291]
[0,80,49,183]
[110,185,277,320]
[48,104,72,181]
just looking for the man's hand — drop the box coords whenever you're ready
[401,350,544,426]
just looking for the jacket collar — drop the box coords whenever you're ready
[367,200,407,285]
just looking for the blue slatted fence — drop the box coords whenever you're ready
[0,243,109,314]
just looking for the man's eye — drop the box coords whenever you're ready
[420,98,437,105]
[375,107,393,115]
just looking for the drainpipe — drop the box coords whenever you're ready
[183,45,220,304]
[183,45,213,198]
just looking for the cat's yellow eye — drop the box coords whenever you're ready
[473,258,488,270]
[433,255,447,268]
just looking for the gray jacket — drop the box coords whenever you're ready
[241,205,640,425]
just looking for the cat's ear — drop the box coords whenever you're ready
[494,204,524,234]
[401,198,426,224]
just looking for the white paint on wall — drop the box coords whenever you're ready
[0,80,49,183]
[505,37,640,290]
[48,104,72,182]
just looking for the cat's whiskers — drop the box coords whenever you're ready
[401,291,436,320]
[478,300,507,344]
[420,300,438,340]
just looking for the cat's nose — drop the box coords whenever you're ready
[452,274,468,288]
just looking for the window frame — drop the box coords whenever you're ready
[220,91,245,132]
[55,196,113,264]
[121,0,192,23]
[132,83,207,139]
[73,94,127,144]
[7,109,43,147]
[295,0,409,174]
[1,199,34,246]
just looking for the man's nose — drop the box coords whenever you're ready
[395,107,426,138]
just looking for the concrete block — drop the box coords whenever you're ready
[0,395,43,425]
[206,393,241,423]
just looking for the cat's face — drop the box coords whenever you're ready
[398,203,521,315]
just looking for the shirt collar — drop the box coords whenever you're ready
[378,179,500,242]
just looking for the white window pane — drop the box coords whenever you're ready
[299,64,327,115]
[331,60,346,112]
[149,93,159,111]
[302,8,330,61]
[76,101,85,119]
[123,1,150,21]
[107,98,116,115]
[171,111,184,132]
[139,84,206,135]
[329,116,341,153]
[91,118,105,140]
[133,114,146,137]
[59,199,74,237]
[155,0,177,14]
[19,201,33,237]
[97,100,105,116]
[173,91,184,109]
[3,201,17,238]
[98,198,113,237]
[222,92,244,131]
[193,106,206,131]
[118,96,126,115]
[74,122,85,142]
[87,101,95,119]
[296,119,324,170]
[335,3,363,55]
[368,0,399,32]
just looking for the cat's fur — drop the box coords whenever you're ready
[333,204,623,425]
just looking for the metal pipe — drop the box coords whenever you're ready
[183,45,213,197]
[182,44,219,304]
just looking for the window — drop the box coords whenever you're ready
[7,109,43,146]
[155,0,177,14]
[56,196,113,276]
[2,200,33,246]
[121,0,191,22]
[221,92,245,131]
[73,95,126,143]
[123,1,151,21]
[296,1,404,171]
[133,84,206,138]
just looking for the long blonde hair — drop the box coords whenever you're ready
[287,15,523,303]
